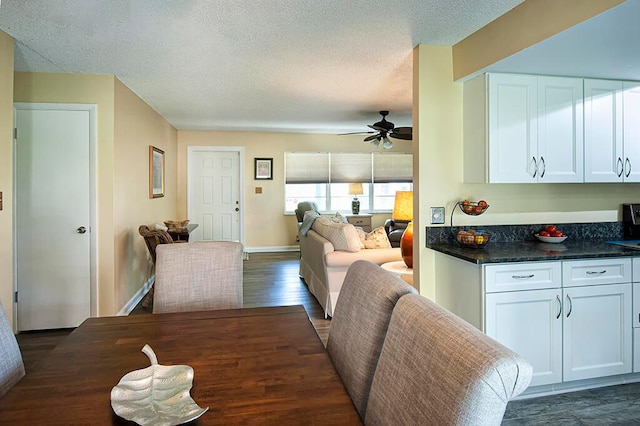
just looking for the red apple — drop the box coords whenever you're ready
[539,231,550,237]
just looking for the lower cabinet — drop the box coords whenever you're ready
[485,258,633,388]
[486,289,562,387]
[562,283,632,381]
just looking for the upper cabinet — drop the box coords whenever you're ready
[584,80,640,183]
[464,73,584,183]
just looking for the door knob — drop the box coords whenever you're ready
[77,226,87,234]
[235,208,239,212]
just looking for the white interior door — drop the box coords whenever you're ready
[15,105,94,331]
[188,147,244,244]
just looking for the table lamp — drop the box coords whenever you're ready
[393,191,413,268]
[348,183,363,214]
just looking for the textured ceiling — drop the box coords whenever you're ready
[1,0,527,133]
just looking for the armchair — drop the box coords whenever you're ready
[384,219,409,248]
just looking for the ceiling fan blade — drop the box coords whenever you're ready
[382,136,394,149]
[389,132,412,140]
[367,124,387,132]
[338,131,376,136]
[393,127,412,134]
[364,134,381,142]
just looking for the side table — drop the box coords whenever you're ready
[381,260,413,285]
[346,214,372,232]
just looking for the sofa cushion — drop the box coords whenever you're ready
[312,216,363,252]
[363,226,392,249]
[331,211,348,223]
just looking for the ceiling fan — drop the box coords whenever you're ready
[340,111,412,149]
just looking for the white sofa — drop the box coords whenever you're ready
[299,218,402,317]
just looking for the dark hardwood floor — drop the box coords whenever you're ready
[14,251,640,424]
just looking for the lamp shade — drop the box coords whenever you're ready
[348,183,363,196]
[392,191,413,221]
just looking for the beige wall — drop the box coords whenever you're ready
[0,31,14,326]
[113,79,177,310]
[177,131,409,249]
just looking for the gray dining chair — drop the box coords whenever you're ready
[153,241,244,314]
[0,302,25,398]
[326,260,417,419]
[365,294,533,426]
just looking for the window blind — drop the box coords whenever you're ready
[373,153,413,182]
[285,152,330,183]
[330,153,372,183]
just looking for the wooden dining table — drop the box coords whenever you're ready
[0,305,362,425]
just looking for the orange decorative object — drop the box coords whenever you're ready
[400,222,413,268]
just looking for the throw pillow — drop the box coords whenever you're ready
[331,211,348,223]
[299,210,320,236]
[312,216,363,252]
[363,226,392,249]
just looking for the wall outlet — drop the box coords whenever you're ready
[430,207,445,224]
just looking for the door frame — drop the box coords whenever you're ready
[12,102,98,329]
[187,146,245,247]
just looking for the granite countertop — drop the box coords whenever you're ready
[426,222,639,264]
[427,240,640,265]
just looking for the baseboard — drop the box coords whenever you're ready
[117,276,154,316]
[245,246,300,253]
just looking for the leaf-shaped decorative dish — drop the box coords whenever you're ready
[111,344,208,426]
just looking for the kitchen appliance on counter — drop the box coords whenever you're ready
[607,204,640,250]
[623,203,640,239]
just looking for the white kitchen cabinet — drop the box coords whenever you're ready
[563,283,632,381]
[435,255,635,392]
[536,76,584,183]
[623,82,640,182]
[464,73,584,183]
[486,73,537,183]
[583,79,640,183]
[486,289,562,386]
[584,79,624,182]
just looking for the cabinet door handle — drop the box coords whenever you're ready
[531,157,538,178]
[540,156,546,178]
[585,270,606,275]
[617,157,624,177]
[625,158,632,178]
[556,294,562,319]
[566,294,572,318]
[512,274,535,279]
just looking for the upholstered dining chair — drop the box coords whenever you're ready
[365,294,533,426]
[326,260,417,419]
[153,241,244,314]
[138,225,186,307]
[0,302,25,398]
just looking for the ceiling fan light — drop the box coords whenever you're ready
[382,137,393,149]
[370,138,381,148]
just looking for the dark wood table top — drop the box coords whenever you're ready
[0,305,361,425]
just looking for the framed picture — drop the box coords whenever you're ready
[254,158,273,180]
[149,146,165,198]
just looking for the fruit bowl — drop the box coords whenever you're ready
[456,230,490,248]
[535,234,568,244]
[457,201,489,216]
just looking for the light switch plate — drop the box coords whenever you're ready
[430,207,445,224]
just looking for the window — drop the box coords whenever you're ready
[285,152,412,213]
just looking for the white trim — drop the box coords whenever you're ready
[187,146,246,247]
[12,102,98,330]
[117,276,154,316]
